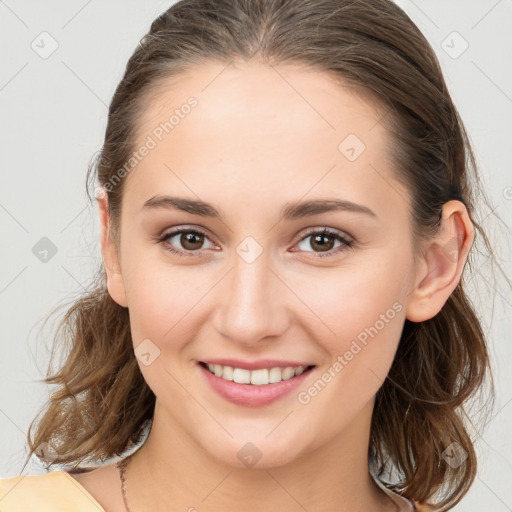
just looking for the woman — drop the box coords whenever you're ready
[0,0,498,510]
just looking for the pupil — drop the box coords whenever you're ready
[183,232,203,249]
[313,233,333,252]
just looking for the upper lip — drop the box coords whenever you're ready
[199,359,315,371]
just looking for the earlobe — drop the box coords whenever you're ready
[97,190,128,308]
[405,200,474,323]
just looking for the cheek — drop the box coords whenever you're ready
[125,265,205,342]
[292,288,406,443]
[121,259,210,398]
[120,238,220,367]
[291,256,409,354]
[290,255,409,415]
[291,251,411,425]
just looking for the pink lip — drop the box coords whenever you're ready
[197,362,315,407]
[200,358,313,370]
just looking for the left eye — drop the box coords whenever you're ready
[157,227,353,258]
[294,228,353,258]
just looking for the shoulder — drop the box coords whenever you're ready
[0,471,105,511]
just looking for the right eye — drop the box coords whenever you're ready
[158,227,217,257]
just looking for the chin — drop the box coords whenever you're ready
[200,434,306,470]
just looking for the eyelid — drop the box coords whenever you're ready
[156,225,354,258]
[292,226,354,245]
[156,225,217,255]
[157,225,213,240]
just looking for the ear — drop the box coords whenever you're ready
[97,188,128,308]
[405,200,474,322]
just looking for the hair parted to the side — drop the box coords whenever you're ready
[22,0,504,509]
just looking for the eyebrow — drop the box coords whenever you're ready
[142,195,377,220]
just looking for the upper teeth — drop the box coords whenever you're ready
[206,363,306,385]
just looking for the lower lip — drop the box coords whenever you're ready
[198,363,315,407]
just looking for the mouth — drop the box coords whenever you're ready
[197,360,317,407]
[198,361,316,386]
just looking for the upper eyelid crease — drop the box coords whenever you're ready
[142,195,378,220]
[159,227,353,258]
[159,226,352,243]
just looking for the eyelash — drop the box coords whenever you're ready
[156,226,354,259]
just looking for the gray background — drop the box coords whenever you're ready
[1,1,511,510]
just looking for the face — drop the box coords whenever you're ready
[102,60,422,469]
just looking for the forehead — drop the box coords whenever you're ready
[123,60,409,222]
[135,60,386,144]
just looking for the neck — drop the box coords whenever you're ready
[124,399,394,512]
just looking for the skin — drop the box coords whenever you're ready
[71,60,473,512]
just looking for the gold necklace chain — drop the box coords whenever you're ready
[116,454,134,512]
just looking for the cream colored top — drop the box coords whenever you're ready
[0,469,420,511]
[0,471,104,511]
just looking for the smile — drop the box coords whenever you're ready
[201,362,313,385]
[197,359,317,407]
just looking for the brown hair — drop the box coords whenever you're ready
[23,0,505,509]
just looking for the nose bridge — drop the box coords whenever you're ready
[214,244,289,344]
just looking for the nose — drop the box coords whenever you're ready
[212,248,291,348]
